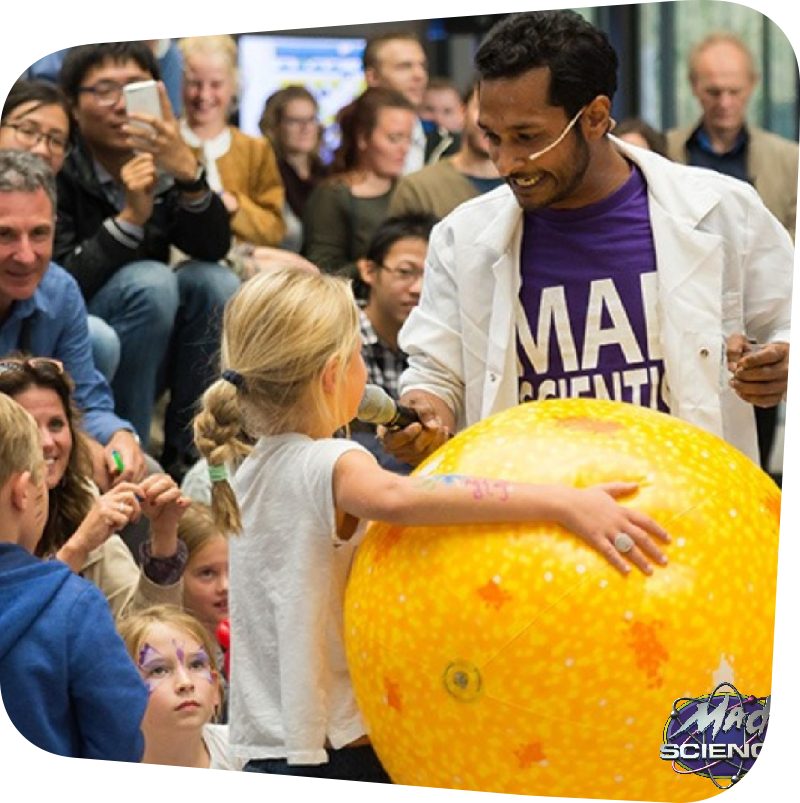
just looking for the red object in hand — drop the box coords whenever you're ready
[216,619,230,678]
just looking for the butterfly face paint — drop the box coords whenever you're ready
[139,643,169,694]
[137,637,215,694]
[134,622,222,745]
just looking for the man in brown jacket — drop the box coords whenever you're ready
[666,32,798,240]
[667,32,797,478]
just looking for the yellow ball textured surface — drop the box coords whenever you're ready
[344,399,780,801]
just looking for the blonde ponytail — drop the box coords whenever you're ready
[193,379,252,535]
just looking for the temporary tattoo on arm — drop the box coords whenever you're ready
[412,475,513,501]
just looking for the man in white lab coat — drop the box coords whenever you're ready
[382,10,792,469]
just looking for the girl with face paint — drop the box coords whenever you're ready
[117,604,243,770]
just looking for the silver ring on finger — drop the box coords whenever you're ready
[614,533,635,554]
[117,502,126,513]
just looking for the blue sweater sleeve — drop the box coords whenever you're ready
[67,583,148,762]
[49,271,135,444]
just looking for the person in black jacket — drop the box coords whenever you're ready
[54,42,239,482]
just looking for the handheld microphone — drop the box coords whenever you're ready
[357,384,420,430]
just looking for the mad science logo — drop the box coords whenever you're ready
[660,682,769,790]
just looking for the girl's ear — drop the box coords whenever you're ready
[321,354,341,396]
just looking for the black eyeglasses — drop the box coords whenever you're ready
[378,263,425,284]
[0,120,71,156]
[76,79,129,107]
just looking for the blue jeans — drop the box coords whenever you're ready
[87,314,121,383]
[88,259,239,452]
[243,744,392,783]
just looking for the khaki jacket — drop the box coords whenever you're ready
[666,122,798,240]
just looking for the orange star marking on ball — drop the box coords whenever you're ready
[627,620,669,688]
[477,578,512,609]
[515,741,547,769]
[385,678,403,712]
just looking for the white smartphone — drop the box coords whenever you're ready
[123,80,162,132]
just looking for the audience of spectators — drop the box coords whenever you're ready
[362,30,459,174]
[53,41,239,483]
[0,355,189,622]
[21,39,186,116]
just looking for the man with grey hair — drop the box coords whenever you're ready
[0,149,147,486]
[667,31,798,473]
[667,32,798,238]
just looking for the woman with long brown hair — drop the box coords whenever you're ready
[301,87,416,281]
[0,355,189,621]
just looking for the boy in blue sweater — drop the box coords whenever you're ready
[0,393,148,760]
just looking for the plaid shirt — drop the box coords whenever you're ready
[353,308,415,475]
[359,307,408,402]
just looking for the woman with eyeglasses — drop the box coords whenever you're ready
[0,79,121,383]
[0,79,72,173]
[0,355,191,622]
[259,85,328,254]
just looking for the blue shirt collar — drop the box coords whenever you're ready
[6,263,57,323]
[695,125,749,157]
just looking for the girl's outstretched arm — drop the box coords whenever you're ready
[333,450,669,576]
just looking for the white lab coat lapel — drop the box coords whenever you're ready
[471,196,524,420]
[621,140,729,429]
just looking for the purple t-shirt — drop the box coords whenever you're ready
[517,164,669,413]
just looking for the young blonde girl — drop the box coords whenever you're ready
[177,501,230,721]
[178,35,314,277]
[193,268,670,782]
[178,502,229,641]
[117,604,243,770]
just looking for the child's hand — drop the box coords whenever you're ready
[556,482,670,576]
[139,473,191,554]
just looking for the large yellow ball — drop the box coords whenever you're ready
[344,399,780,801]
